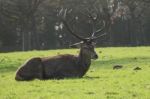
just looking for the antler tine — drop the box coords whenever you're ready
[59,8,86,41]
[91,20,105,37]
[92,32,107,40]
[59,8,64,16]
[82,7,105,39]
[69,41,83,48]
[63,8,67,18]
[87,9,96,21]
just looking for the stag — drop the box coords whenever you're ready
[15,9,106,81]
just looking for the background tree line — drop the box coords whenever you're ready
[0,0,150,52]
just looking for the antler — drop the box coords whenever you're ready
[91,20,106,38]
[92,32,107,40]
[58,8,106,45]
[81,7,106,40]
[59,8,86,41]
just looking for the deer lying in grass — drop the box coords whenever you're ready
[15,9,106,81]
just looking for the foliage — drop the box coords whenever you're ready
[0,0,150,52]
[0,47,150,98]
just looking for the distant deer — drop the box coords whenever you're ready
[15,8,106,81]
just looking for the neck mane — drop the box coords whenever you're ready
[77,49,91,76]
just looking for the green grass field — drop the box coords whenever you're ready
[0,47,150,99]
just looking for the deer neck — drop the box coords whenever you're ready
[78,49,91,70]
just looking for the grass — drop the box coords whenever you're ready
[0,47,150,99]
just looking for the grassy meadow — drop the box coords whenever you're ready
[0,47,150,99]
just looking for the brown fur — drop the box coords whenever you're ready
[15,44,98,81]
[15,58,44,81]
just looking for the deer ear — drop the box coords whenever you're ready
[69,41,83,48]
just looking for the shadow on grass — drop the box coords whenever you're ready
[83,76,100,80]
